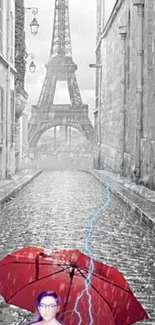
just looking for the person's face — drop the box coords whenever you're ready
[38,296,60,321]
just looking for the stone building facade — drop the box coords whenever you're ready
[15,0,28,171]
[95,0,155,189]
[0,0,28,179]
[0,0,16,179]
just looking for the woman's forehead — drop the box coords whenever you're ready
[40,296,56,304]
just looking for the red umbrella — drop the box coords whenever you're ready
[0,246,148,325]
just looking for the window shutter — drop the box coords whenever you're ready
[10,11,14,63]
[10,90,15,143]
[0,0,3,53]
[0,86,4,144]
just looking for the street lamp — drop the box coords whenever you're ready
[25,7,39,35]
[89,63,102,169]
[25,53,36,73]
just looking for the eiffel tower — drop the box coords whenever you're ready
[28,0,94,150]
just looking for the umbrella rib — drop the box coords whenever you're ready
[12,261,75,276]
[11,261,87,278]
[78,266,131,294]
[12,261,68,266]
[61,266,75,322]
[77,267,118,325]
[7,268,65,303]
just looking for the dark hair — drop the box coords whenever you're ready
[29,291,61,324]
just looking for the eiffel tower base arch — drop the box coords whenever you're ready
[28,104,94,155]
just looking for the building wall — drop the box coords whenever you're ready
[15,0,28,172]
[96,0,155,188]
[2,0,15,63]
[0,0,16,179]
[0,64,7,179]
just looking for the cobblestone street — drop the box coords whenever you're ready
[0,171,155,324]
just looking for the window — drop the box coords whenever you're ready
[96,68,99,109]
[97,0,101,39]
[127,11,131,88]
[94,111,98,143]
[10,90,15,143]
[0,86,4,144]
[0,0,3,53]
[101,0,105,31]
[95,50,101,110]
[10,11,14,63]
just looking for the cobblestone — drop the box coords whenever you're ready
[0,169,42,206]
[86,169,155,234]
[0,171,155,324]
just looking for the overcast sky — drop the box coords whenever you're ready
[24,0,116,122]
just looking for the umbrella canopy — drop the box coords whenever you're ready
[0,246,148,325]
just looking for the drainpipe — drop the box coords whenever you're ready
[98,64,103,169]
[6,0,11,178]
[119,25,127,176]
[89,63,102,169]
[133,0,145,183]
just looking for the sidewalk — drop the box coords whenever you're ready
[84,169,155,234]
[0,169,42,206]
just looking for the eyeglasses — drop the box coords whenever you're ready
[39,303,58,310]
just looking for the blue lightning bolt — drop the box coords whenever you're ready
[73,180,111,324]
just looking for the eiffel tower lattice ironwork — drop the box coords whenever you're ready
[28,0,94,149]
